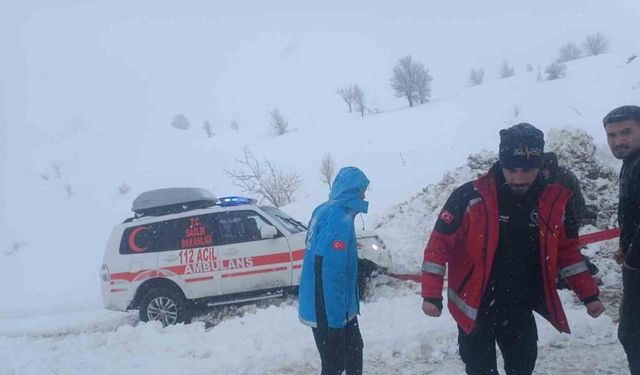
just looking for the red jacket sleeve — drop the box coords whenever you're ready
[422,184,470,300]
[557,210,599,301]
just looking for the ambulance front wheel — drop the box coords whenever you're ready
[139,287,189,326]
[358,259,376,299]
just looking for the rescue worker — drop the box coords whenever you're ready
[298,166,370,375]
[603,105,640,374]
[421,123,605,374]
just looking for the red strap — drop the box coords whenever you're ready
[578,227,620,246]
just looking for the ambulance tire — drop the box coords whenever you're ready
[139,287,189,326]
[357,259,375,299]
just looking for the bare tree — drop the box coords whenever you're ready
[353,84,366,117]
[52,162,63,179]
[224,147,302,207]
[171,114,190,130]
[319,153,335,190]
[270,108,289,135]
[64,183,73,197]
[337,85,356,113]
[468,68,485,86]
[512,105,522,119]
[203,121,214,137]
[583,33,609,56]
[499,60,515,79]
[390,55,433,107]
[545,61,567,80]
[536,66,543,82]
[557,42,582,62]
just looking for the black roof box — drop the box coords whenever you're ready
[130,187,218,219]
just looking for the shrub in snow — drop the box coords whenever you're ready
[230,120,239,131]
[468,68,484,86]
[319,153,335,190]
[5,241,27,255]
[390,55,433,107]
[512,105,522,119]
[545,61,567,80]
[498,61,515,79]
[583,33,610,56]
[64,183,73,197]
[224,147,302,207]
[41,161,62,180]
[203,121,214,137]
[171,114,190,130]
[557,42,583,63]
[118,183,130,195]
[269,108,289,135]
[536,66,543,82]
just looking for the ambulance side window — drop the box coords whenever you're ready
[212,210,278,246]
[119,214,218,254]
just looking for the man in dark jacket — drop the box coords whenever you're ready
[542,152,600,288]
[541,152,586,227]
[298,166,370,375]
[603,105,640,374]
[421,123,605,374]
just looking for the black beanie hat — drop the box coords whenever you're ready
[603,105,640,127]
[499,123,545,168]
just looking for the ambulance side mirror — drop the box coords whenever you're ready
[260,225,278,239]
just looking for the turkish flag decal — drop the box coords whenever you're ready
[439,210,454,225]
[332,240,346,251]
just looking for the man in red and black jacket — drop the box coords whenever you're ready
[421,123,605,374]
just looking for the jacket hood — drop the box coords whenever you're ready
[329,167,370,213]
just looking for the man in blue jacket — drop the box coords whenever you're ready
[298,166,370,375]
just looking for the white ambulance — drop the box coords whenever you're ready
[101,188,392,325]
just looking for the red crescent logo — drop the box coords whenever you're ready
[128,226,149,253]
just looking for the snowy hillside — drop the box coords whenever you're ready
[2,1,640,374]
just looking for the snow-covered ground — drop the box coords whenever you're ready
[0,283,627,375]
[2,1,640,374]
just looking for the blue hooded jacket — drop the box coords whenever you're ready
[298,167,370,328]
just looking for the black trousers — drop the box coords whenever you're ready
[619,266,640,375]
[458,308,538,375]
[312,317,363,375]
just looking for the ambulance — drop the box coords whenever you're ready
[100,188,392,325]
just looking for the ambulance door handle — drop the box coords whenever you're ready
[222,248,239,256]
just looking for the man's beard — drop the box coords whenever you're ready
[507,183,530,195]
